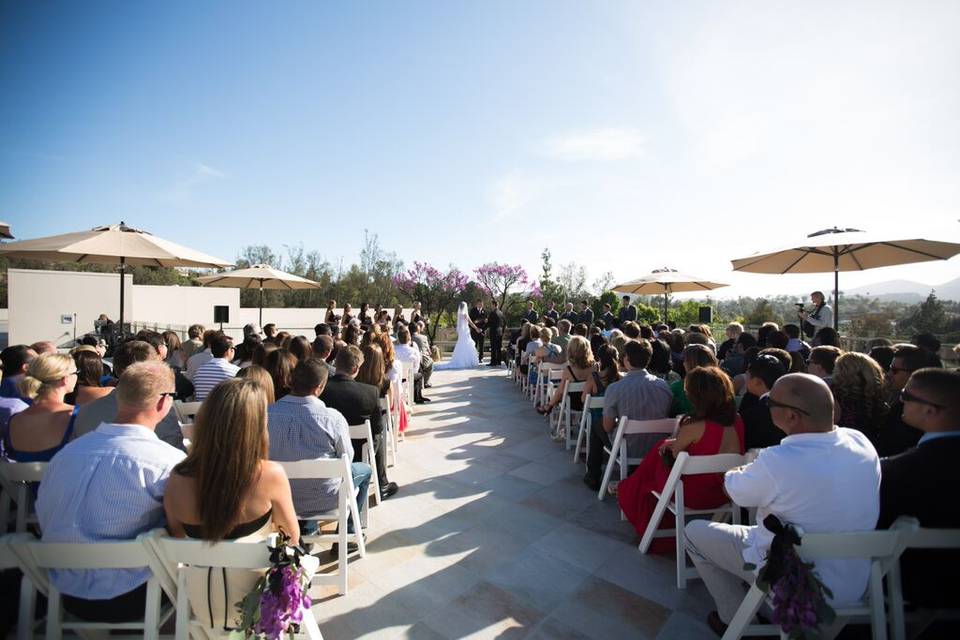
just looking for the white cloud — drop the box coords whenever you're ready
[165,161,227,205]
[487,170,554,221]
[544,128,645,161]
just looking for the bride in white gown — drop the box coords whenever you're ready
[436,301,480,370]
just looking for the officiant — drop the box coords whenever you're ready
[469,300,487,362]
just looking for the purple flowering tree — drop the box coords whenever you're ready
[473,263,529,312]
[393,262,468,341]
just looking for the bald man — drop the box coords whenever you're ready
[684,373,881,636]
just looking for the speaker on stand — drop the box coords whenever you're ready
[698,306,713,324]
[214,305,229,331]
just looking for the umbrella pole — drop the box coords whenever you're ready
[259,283,264,327]
[834,252,839,331]
[119,256,126,338]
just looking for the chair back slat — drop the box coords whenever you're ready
[276,456,349,481]
[680,452,746,474]
[173,400,202,424]
[0,461,47,484]
[622,417,678,436]
[796,531,902,559]
[28,540,152,570]
[152,535,273,569]
[584,395,605,410]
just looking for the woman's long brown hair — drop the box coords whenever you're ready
[174,378,268,541]
[684,366,737,426]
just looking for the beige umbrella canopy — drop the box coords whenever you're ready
[0,222,232,332]
[197,264,323,325]
[0,221,12,239]
[731,227,960,330]
[613,267,728,322]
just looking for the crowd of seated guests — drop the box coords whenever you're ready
[509,296,959,636]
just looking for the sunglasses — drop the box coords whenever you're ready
[899,388,944,410]
[760,393,810,415]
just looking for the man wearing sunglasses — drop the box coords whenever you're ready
[876,344,941,457]
[877,368,960,615]
[684,373,880,636]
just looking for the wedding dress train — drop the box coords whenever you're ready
[436,302,479,370]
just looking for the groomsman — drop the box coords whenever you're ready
[601,303,616,329]
[578,300,594,327]
[522,301,539,324]
[560,302,578,323]
[469,300,487,361]
[486,300,506,366]
[544,301,560,322]
[617,295,637,327]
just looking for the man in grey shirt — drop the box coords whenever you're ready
[584,339,672,490]
[75,340,186,452]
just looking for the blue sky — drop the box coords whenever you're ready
[2,1,960,298]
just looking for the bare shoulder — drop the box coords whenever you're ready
[260,460,288,484]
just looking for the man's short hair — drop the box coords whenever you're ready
[263,323,277,337]
[912,333,942,354]
[623,339,653,369]
[397,326,411,344]
[748,353,787,389]
[893,344,940,371]
[809,346,842,374]
[736,333,758,350]
[557,319,572,335]
[314,323,331,337]
[909,367,960,421]
[187,324,205,340]
[201,329,218,348]
[113,340,156,376]
[621,295,630,302]
[209,332,234,358]
[134,330,164,355]
[291,358,329,395]
[116,361,173,411]
[334,345,364,373]
[782,324,801,339]
[621,321,641,339]
[0,345,35,376]
[726,322,744,337]
[314,335,334,358]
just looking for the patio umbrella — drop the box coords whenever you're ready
[0,222,231,333]
[197,264,323,325]
[613,268,728,322]
[0,221,12,239]
[730,227,960,330]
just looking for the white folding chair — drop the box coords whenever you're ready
[143,531,324,640]
[721,519,917,640]
[349,420,381,507]
[554,381,586,450]
[0,533,40,640]
[379,396,398,466]
[277,454,366,595]
[886,519,960,640]
[572,395,605,464]
[13,537,174,640]
[534,362,563,406]
[399,362,415,410]
[598,416,679,501]
[174,400,202,426]
[638,451,748,588]
[0,462,47,533]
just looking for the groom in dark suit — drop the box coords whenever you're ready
[486,300,505,366]
[469,300,486,362]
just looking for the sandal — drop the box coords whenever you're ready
[606,481,619,496]
[536,404,553,415]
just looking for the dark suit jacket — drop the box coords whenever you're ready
[523,309,539,324]
[487,309,505,333]
[618,305,637,324]
[600,311,615,329]
[579,308,594,326]
[875,400,923,457]
[320,374,383,436]
[544,309,559,322]
[738,393,785,450]
[878,436,960,608]
[469,306,486,336]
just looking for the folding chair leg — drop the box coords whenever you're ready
[143,578,161,640]
[721,583,765,640]
[573,416,587,463]
[598,452,617,501]
[46,585,63,640]
[16,574,36,640]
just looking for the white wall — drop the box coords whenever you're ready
[7,269,414,346]
[8,268,134,348]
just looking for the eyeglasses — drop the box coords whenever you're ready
[899,388,944,410]
[760,393,810,415]
[889,366,915,376]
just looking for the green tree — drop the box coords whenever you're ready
[898,291,946,335]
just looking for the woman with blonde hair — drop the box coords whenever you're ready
[537,336,597,422]
[236,365,276,404]
[164,378,298,627]
[831,351,888,440]
[4,353,79,461]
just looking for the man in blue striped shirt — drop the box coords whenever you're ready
[192,333,238,401]
[36,361,185,622]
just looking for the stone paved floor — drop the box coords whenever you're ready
[309,365,715,639]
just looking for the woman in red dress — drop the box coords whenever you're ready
[617,365,745,551]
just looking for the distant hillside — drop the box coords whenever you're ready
[847,276,960,303]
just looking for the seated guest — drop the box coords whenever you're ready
[536,327,563,367]
[161,331,183,369]
[647,338,676,383]
[716,323,743,361]
[583,339,672,491]
[192,333,238,401]
[876,344,941,456]
[321,347,397,500]
[394,326,429,403]
[233,334,262,369]
[164,377,296,627]
[581,344,622,431]
[551,320,573,359]
[621,321,641,340]
[537,336,597,418]
[288,336,313,363]
[589,326,605,358]
[766,330,790,351]
[782,323,811,361]
[912,332,943,367]
[813,326,841,348]
[342,323,361,347]
[180,324,205,362]
[30,341,57,356]
[74,340,185,451]
[685,373,880,636]
[312,335,336,377]
[265,348,297,401]
[832,352,887,441]
[410,322,434,389]
[739,353,788,450]
[877,368,960,611]
[868,344,895,374]
[756,322,778,348]
[523,326,544,378]
[619,366,744,544]
[267,358,372,535]
[262,323,279,344]
[4,353,78,462]
[375,332,410,434]
[236,365,276,404]
[0,344,37,399]
[138,330,193,400]
[36,362,185,622]
[806,345,841,381]
[252,341,278,368]
[274,331,292,350]
[721,332,756,378]
[185,329,218,380]
[670,344,718,416]
[357,344,391,401]
[65,348,113,406]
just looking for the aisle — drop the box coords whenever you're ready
[312,366,714,639]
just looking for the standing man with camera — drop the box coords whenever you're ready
[799,291,833,338]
